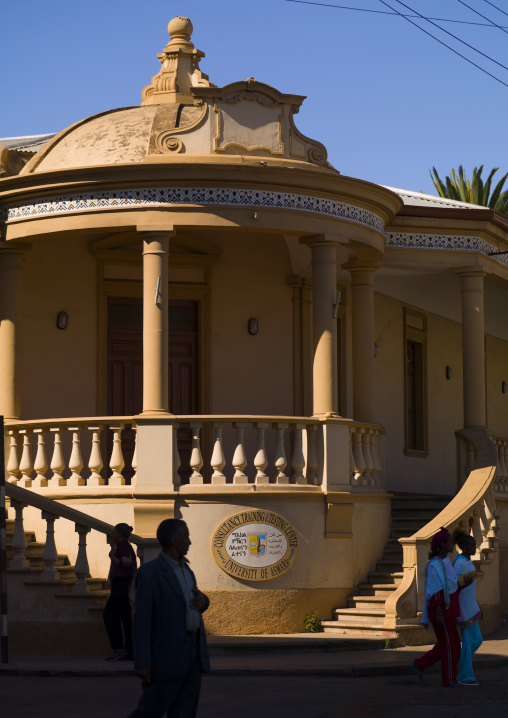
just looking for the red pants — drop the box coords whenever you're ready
[413,618,461,686]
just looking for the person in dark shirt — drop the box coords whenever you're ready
[103,522,137,661]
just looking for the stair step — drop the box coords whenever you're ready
[335,609,385,623]
[357,583,397,596]
[347,595,386,606]
[382,549,403,560]
[367,572,402,585]
[376,561,402,573]
[322,621,394,636]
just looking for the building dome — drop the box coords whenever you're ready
[21,18,331,176]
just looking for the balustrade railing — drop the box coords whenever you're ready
[5,415,384,491]
[384,427,499,629]
[349,424,383,489]
[6,482,157,592]
[488,433,508,495]
[6,418,136,489]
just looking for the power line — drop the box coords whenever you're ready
[377,0,508,90]
[483,1,508,19]
[283,0,508,29]
[389,0,508,74]
[456,0,508,36]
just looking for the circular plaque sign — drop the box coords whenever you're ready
[212,510,299,581]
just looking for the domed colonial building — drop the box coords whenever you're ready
[1,16,507,651]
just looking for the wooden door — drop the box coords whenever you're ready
[107,297,199,482]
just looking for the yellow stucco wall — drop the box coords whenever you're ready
[20,235,98,420]
[208,232,294,415]
[22,492,391,633]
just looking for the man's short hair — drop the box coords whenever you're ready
[157,519,188,548]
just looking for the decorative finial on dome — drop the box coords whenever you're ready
[141,16,215,106]
[167,16,194,45]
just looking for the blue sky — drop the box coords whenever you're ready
[2,0,507,194]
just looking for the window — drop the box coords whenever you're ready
[404,309,428,455]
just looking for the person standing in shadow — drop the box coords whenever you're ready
[127,518,210,718]
[103,522,137,661]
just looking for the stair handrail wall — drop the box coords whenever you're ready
[384,427,498,628]
[6,482,159,587]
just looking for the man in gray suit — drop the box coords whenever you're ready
[127,519,210,718]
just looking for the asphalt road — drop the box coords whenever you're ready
[2,666,508,718]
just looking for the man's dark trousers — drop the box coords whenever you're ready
[128,633,202,718]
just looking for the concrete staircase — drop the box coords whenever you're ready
[321,494,450,637]
[6,514,111,654]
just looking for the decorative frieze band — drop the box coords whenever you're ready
[0,187,384,232]
[385,232,508,267]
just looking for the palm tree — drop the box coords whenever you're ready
[429,165,508,216]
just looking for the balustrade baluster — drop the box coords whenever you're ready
[291,424,306,485]
[503,441,508,490]
[471,509,482,558]
[10,501,29,569]
[496,441,505,491]
[352,429,366,485]
[273,424,289,484]
[370,430,382,486]
[496,441,504,481]
[49,428,66,487]
[465,443,475,479]
[254,423,269,484]
[87,426,104,486]
[32,429,49,487]
[232,424,248,484]
[210,424,226,484]
[72,524,91,593]
[173,423,181,487]
[189,424,204,484]
[40,512,60,580]
[361,431,374,486]
[18,431,33,487]
[109,425,125,486]
[131,425,138,485]
[485,489,498,541]
[478,503,491,552]
[7,431,20,484]
[67,427,85,486]
[349,428,356,484]
[306,425,319,485]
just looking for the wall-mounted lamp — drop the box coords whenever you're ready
[446,366,453,380]
[374,343,379,359]
[502,381,508,394]
[56,311,68,330]
[248,318,258,335]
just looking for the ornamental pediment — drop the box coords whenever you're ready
[193,80,329,167]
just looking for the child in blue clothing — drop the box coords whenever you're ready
[453,529,482,686]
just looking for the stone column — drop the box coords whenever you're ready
[0,245,27,419]
[306,236,339,417]
[455,267,486,428]
[345,261,377,424]
[139,230,173,414]
[287,276,313,416]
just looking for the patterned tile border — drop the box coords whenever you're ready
[0,187,384,232]
[385,232,508,268]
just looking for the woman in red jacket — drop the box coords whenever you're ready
[411,527,462,687]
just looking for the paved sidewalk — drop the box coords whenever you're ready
[2,619,508,677]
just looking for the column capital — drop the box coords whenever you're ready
[452,264,488,279]
[300,233,340,248]
[342,259,380,273]
[137,226,175,238]
[0,241,32,254]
